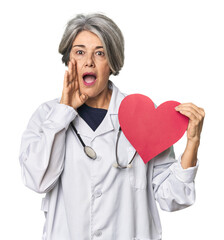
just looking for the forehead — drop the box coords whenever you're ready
[73,30,103,47]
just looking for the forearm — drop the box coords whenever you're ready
[181,140,199,169]
[175,102,205,169]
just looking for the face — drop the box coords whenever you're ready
[69,30,111,99]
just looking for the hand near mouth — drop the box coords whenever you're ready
[60,59,88,110]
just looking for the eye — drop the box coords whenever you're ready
[76,50,84,55]
[95,51,105,56]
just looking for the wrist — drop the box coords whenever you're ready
[181,140,199,169]
[186,139,200,150]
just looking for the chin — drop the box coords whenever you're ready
[80,88,97,98]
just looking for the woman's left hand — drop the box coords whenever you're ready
[175,103,205,145]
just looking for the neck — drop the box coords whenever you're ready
[85,85,112,110]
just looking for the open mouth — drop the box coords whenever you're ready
[82,72,97,86]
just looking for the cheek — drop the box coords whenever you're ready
[98,63,110,77]
[103,66,111,78]
[70,53,83,65]
[76,61,83,74]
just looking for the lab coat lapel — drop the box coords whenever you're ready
[73,80,126,142]
[74,112,114,141]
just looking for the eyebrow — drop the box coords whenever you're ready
[72,45,104,49]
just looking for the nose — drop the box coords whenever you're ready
[85,53,95,67]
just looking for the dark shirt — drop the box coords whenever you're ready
[77,103,108,131]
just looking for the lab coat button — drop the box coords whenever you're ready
[94,190,102,198]
[94,229,102,237]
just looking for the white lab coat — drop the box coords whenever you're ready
[19,80,198,240]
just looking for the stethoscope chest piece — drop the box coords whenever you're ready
[70,122,137,167]
[84,146,97,160]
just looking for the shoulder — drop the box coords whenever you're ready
[28,97,61,124]
[39,97,61,114]
[109,80,127,99]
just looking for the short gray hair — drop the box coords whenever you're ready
[58,13,124,76]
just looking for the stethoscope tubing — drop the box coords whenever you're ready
[70,122,86,148]
[70,122,137,169]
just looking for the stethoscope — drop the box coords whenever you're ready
[70,122,137,169]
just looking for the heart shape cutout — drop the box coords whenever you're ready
[118,94,189,164]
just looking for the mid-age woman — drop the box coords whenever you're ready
[19,13,205,240]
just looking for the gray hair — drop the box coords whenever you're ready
[58,13,124,76]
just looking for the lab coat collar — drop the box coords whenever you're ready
[73,80,126,141]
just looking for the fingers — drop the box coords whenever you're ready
[68,61,74,83]
[175,102,205,143]
[80,93,88,103]
[71,59,77,80]
[63,70,69,88]
[175,105,199,121]
[176,103,205,117]
[63,62,72,89]
[175,103,205,124]
[72,59,79,91]
[63,59,78,89]
[69,59,80,91]
[61,59,86,109]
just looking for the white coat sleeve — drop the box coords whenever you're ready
[152,146,199,212]
[19,101,77,193]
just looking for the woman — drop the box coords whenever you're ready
[19,13,205,240]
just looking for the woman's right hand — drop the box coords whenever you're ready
[60,59,88,110]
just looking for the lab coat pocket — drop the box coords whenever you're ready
[41,195,49,240]
[128,147,147,190]
[41,196,49,216]
[132,238,160,240]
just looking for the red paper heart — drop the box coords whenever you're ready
[118,94,189,164]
